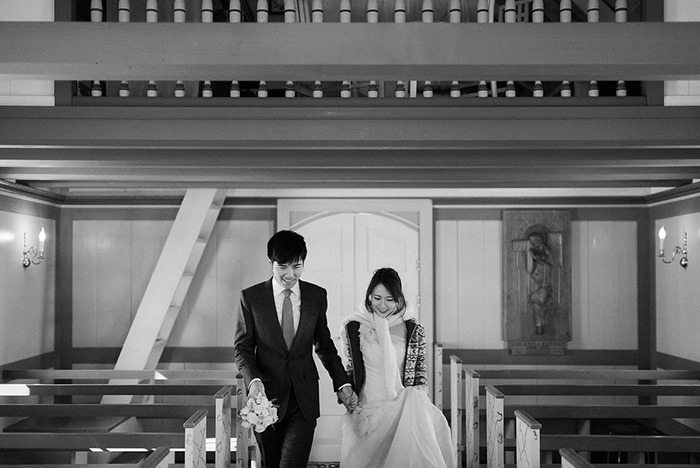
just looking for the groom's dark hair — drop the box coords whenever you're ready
[267,230,308,265]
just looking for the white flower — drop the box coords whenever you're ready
[239,395,279,432]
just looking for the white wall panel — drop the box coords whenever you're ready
[215,219,273,346]
[169,224,219,347]
[436,221,459,347]
[0,210,54,364]
[656,213,700,362]
[436,219,502,349]
[584,221,637,349]
[72,221,98,347]
[96,221,132,348]
[72,214,272,350]
[436,218,637,351]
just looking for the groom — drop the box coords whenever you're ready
[234,230,358,468]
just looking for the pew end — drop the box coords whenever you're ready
[560,448,594,468]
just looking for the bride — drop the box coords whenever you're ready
[339,267,456,468]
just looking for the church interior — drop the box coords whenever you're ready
[1,0,700,465]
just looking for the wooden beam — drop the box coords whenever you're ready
[1,22,699,81]
[1,106,699,149]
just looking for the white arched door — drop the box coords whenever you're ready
[278,199,432,462]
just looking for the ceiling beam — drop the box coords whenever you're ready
[3,148,700,167]
[1,22,699,81]
[1,106,699,150]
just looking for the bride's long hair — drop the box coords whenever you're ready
[364,267,407,317]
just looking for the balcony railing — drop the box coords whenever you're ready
[72,0,648,103]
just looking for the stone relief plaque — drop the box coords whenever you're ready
[503,210,572,355]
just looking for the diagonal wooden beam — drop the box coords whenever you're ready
[0,22,699,81]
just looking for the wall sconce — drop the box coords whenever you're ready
[22,228,46,268]
[658,226,688,268]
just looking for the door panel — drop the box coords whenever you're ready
[290,211,419,462]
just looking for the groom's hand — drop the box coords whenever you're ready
[337,386,358,412]
[248,380,266,399]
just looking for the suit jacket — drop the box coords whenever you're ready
[234,278,351,421]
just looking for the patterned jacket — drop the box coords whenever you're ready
[343,318,429,394]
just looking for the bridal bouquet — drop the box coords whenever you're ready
[239,394,278,433]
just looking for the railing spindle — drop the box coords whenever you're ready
[587,0,599,97]
[340,0,352,98]
[477,0,489,97]
[201,0,214,98]
[257,0,269,98]
[366,0,380,98]
[560,0,572,96]
[284,0,296,98]
[174,0,186,97]
[229,0,242,97]
[90,0,103,97]
[312,0,324,97]
[146,0,159,97]
[394,0,407,98]
[615,0,627,96]
[532,0,544,97]
[421,0,434,98]
[504,0,516,98]
[118,0,130,97]
[449,0,461,98]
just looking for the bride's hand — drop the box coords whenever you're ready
[338,386,359,412]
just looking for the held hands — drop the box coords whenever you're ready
[337,386,359,413]
[248,380,266,399]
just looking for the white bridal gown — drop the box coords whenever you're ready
[340,317,456,468]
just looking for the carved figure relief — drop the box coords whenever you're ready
[503,211,571,355]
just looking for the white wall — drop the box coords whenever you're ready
[72,210,641,354]
[71,211,273,349]
[0,0,54,106]
[664,0,700,106]
[435,218,638,350]
[655,212,700,362]
[0,209,55,365]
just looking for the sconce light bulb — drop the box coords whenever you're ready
[38,227,46,258]
[658,226,666,240]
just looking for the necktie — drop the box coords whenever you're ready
[282,289,294,349]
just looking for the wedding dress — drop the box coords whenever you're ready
[339,309,456,468]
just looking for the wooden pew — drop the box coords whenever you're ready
[1,368,241,383]
[0,374,260,468]
[0,418,196,463]
[0,446,170,468]
[0,411,216,468]
[468,368,700,382]
[0,383,231,398]
[488,385,700,465]
[515,410,700,468]
[449,361,700,468]
[560,447,593,468]
[559,447,700,468]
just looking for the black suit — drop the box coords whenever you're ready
[234,278,350,468]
